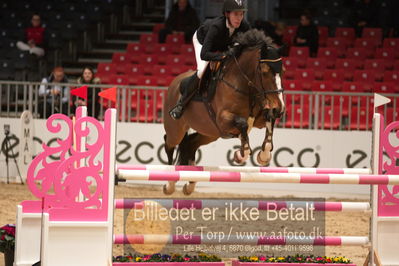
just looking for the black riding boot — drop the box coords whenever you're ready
[169,73,200,120]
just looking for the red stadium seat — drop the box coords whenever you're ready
[375,48,399,60]
[115,63,130,74]
[166,33,185,44]
[152,65,172,76]
[139,54,159,65]
[97,62,117,75]
[126,43,143,55]
[109,75,129,85]
[283,69,295,80]
[289,47,309,58]
[283,80,302,91]
[383,71,399,82]
[353,70,382,83]
[156,75,175,87]
[142,43,157,54]
[294,69,315,81]
[383,38,399,48]
[345,48,370,60]
[166,55,185,65]
[323,69,345,82]
[364,59,393,71]
[112,53,129,64]
[123,64,144,76]
[185,55,196,66]
[394,60,399,70]
[335,27,355,41]
[335,58,363,70]
[385,107,399,124]
[317,47,338,60]
[362,27,382,40]
[155,44,173,64]
[326,37,350,55]
[152,23,165,33]
[96,72,113,84]
[283,104,311,128]
[180,44,195,55]
[283,57,302,69]
[132,76,157,87]
[132,99,156,123]
[306,58,328,70]
[354,38,380,50]
[349,107,373,130]
[140,33,158,44]
[311,80,333,92]
[373,82,396,94]
[318,26,329,47]
[170,65,186,76]
[282,25,297,45]
[318,106,342,130]
[306,58,327,79]
[342,81,369,93]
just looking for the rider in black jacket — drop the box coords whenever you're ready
[169,0,250,120]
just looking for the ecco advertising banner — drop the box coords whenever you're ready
[0,118,372,180]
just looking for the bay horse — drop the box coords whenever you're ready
[162,29,285,195]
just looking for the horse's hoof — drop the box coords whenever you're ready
[163,184,175,195]
[257,143,272,166]
[234,150,247,165]
[182,183,195,195]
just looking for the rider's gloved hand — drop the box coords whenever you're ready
[223,47,237,58]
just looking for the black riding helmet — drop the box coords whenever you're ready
[223,0,247,13]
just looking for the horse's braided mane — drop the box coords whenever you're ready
[234,29,273,49]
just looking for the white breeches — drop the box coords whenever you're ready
[192,31,209,79]
[17,41,45,57]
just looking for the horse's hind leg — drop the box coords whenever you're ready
[163,128,188,195]
[178,133,218,195]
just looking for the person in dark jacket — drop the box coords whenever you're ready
[169,0,250,120]
[293,12,319,57]
[159,0,200,43]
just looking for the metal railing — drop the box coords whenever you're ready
[1,80,397,131]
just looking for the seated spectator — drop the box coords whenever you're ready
[159,0,200,43]
[38,67,70,118]
[17,14,45,57]
[294,12,319,57]
[74,67,101,118]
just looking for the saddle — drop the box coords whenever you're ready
[191,61,225,102]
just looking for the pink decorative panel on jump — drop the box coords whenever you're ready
[26,107,114,221]
[379,120,399,216]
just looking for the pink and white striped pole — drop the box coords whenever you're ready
[113,234,369,246]
[117,170,399,185]
[114,199,370,212]
[117,164,371,175]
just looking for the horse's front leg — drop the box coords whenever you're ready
[233,116,254,165]
[256,118,275,166]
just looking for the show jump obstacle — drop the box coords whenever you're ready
[14,101,399,266]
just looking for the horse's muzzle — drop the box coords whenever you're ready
[263,108,284,120]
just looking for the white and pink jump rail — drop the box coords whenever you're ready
[14,104,399,266]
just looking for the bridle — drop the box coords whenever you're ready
[219,46,284,106]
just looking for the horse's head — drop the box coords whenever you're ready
[233,29,285,120]
[257,44,285,119]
